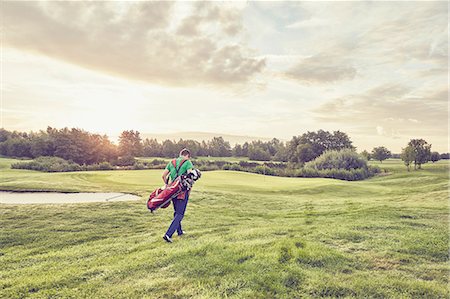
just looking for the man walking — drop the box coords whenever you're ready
[161,148,194,243]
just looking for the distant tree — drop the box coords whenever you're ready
[241,142,250,157]
[161,139,178,157]
[296,143,316,163]
[232,144,243,157]
[273,142,288,162]
[371,146,391,163]
[408,139,431,169]
[0,128,11,142]
[208,137,232,157]
[2,138,32,157]
[248,147,271,161]
[142,138,162,157]
[430,152,441,163]
[267,138,281,156]
[391,153,401,159]
[401,146,415,171]
[440,153,450,160]
[91,134,117,163]
[118,130,142,157]
[287,130,354,163]
[198,140,209,156]
[360,150,371,160]
[30,133,55,157]
[177,139,201,157]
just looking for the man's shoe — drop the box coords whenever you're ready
[177,231,185,236]
[163,235,173,243]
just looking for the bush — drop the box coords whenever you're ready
[11,156,82,172]
[222,163,232,170]
[296,149,380,181]
[239,161,259,168]
[147,159,167,169]
[198,164,220,171]
[254,165,275,175]
[85,162,114,171]
[150,159,167,166]
[133,161,145,170]
[230,164,242,171]
[305,149,367,171]
[116,155,135,166]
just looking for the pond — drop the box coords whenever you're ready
[0,192,141,204]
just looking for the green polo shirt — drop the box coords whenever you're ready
[165,157,194,181]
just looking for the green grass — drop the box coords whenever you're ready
[0,158,448,298]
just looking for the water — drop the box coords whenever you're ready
[0,192,141,204]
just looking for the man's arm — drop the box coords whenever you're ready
[162,169,170,186]
[186,160,194,174]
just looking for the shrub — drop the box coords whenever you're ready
[11,156,82,172]
[222,163,231,170]
[116,155,135,166]
[254,165,275,175]
[133,161,145,170]
[151,159,167,166]
[230,164,242,171]
[198,164,220,171]
[239,161,259,168]
[85,162,114,171]
[297,149,380,181]
[305,149,367,171]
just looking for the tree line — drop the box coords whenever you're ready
[0,127,447,168]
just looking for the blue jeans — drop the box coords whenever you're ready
[165,192,189,237]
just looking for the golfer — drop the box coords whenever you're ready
[161,148,194,243]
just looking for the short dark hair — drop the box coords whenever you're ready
[180,148,191,157]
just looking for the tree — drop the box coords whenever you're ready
[29,131,55,157]
[273,143,289,162]
[430,152,440,163]
[2,138,32,157]
[208,137,232,157]
[118,130,142,157]
[371,146,391,163]
[360,150,371,160]
[401,146,415,171]
[287,130,354,163]
[296,143,316,163]
[408,139,431,169]
[248,147,271,161]
[161,139,178,157]
[177,139,201,157]
[440,153,450,160]
[232,144,243,157]
[142,138,162,157]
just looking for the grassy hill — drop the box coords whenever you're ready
[0,158,448,298]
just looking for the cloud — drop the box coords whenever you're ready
[286,17,331,29]
[280,1,447,85]
[3,1,264,88]
[314,84,448,137]
[284,54,357,84]
[355,2,448,66]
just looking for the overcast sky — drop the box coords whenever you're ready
[2,1,448,152]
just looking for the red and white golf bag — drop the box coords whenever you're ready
[147,169,201,212]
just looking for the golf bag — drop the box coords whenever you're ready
[147,168,201,212]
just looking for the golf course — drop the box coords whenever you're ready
[0,157,448,298]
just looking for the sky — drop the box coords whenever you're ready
[2,1,448,152]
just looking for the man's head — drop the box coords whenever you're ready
[180,148,191,159]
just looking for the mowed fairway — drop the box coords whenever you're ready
[0,158,448,298]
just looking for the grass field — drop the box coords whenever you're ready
[0,158,449,298]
